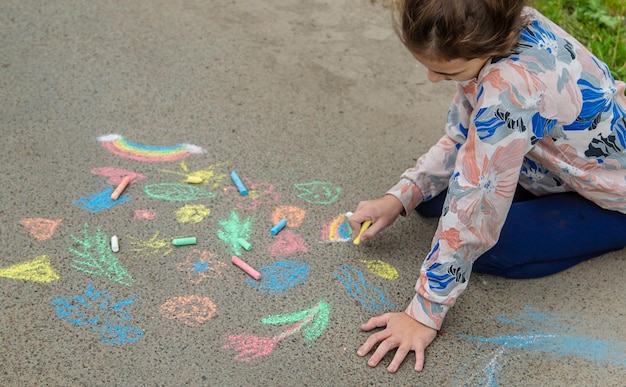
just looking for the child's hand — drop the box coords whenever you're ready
[348,195,404,243]
[357,312,438,373]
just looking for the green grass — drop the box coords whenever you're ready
[533,0,626,80]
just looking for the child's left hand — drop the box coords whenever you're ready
[357,312,438,373]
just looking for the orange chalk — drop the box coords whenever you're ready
[111,176,131,200]
[231,255,261,280]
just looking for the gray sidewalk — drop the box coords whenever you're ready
[1,1,624,385]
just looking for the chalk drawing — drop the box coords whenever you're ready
[144,183,216,202]
[334,264,394,312]
[133,209,156,220]
[223,179,280,211]
[162,161,229,188]
[360,259,399,280]
[52,283,143,344]
[73,187,131,213]
[458,306,626,385]
[177,249,226,284]
[69,223,135,286]
[98,134,206,162]
[20,218,62,241]
[271,206,306,228]
[175,204,211,224]
[160,295,217,327]
[294,181,342,204]
[90,167,145,185]
[129,232,173,257]
[320,213,352,242]
[247,259,309,294]
[222,300,330,362]
[267,230,309,256]
[217,211,253,256]
[0,255,60,283]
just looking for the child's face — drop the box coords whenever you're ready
[411,51,490,83]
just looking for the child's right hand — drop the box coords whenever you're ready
[348,195,404,243]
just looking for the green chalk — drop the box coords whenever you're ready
[237,238,252,251]
[172,237,197,246]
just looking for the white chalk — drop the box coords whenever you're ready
[111,235,119,252]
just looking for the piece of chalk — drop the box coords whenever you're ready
[231,255,261,280]
[237,238,252,251]
[353,220,372,245]
[186,175,203,184]
[270,218,287,235]
[110,235,119,253]
[111,176,131,200]
[172,237,197,246]
[345,212,354,217]
[230,170,248,196]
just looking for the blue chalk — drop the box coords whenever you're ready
[270,218,288,235]
[230,170,248,196]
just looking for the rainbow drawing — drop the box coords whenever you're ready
[98,134,206,162]
[320,213,353,242]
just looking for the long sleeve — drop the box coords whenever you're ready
[404,66,548,330]
[399,7,626,331]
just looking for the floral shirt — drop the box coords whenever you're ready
[387,7,626,330]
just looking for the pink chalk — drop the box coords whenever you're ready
[231,256,261,280]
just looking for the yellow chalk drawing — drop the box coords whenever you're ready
[360,259,399,280]
[0,255,60,283]
[20,218,63,240]
[129,232,173,257]
[162,161,229,189]
[175,204,211,224]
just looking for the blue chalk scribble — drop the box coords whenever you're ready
[248,259,309,294]
[459,305,626,385]
[73,187,130,213]
[334,264,394,312]
[51,283,143,344]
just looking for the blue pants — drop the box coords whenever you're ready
[416,188,626,279]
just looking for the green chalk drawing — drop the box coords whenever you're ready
[294,181,342,204]
[223,300,331,362]
[69,223,134,286]
[217,211,253,256]
[144,182,216,202]
[262,299,331,342]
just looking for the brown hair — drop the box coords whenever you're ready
[393,0,528,60]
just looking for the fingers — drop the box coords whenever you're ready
[388,345,410,373]
[414,349,425,372]
[356,329,389,358]
[359,314,390,331]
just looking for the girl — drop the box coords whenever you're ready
[348,0,626,373]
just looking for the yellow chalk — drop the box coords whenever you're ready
[186,176,203,184]
[353,220,372,245]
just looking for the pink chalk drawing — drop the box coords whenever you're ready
[20,218,62,241]
[133,209,156,220]
[223,178,279,211]
[90,167,146,185]
[222,300,330,362]
[162,161,230,189]
[160,295,217,327]
[176,249,226,284]
[267,230,309,256]
[271,206,306,228]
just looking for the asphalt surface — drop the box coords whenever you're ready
[1,0,625,385]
